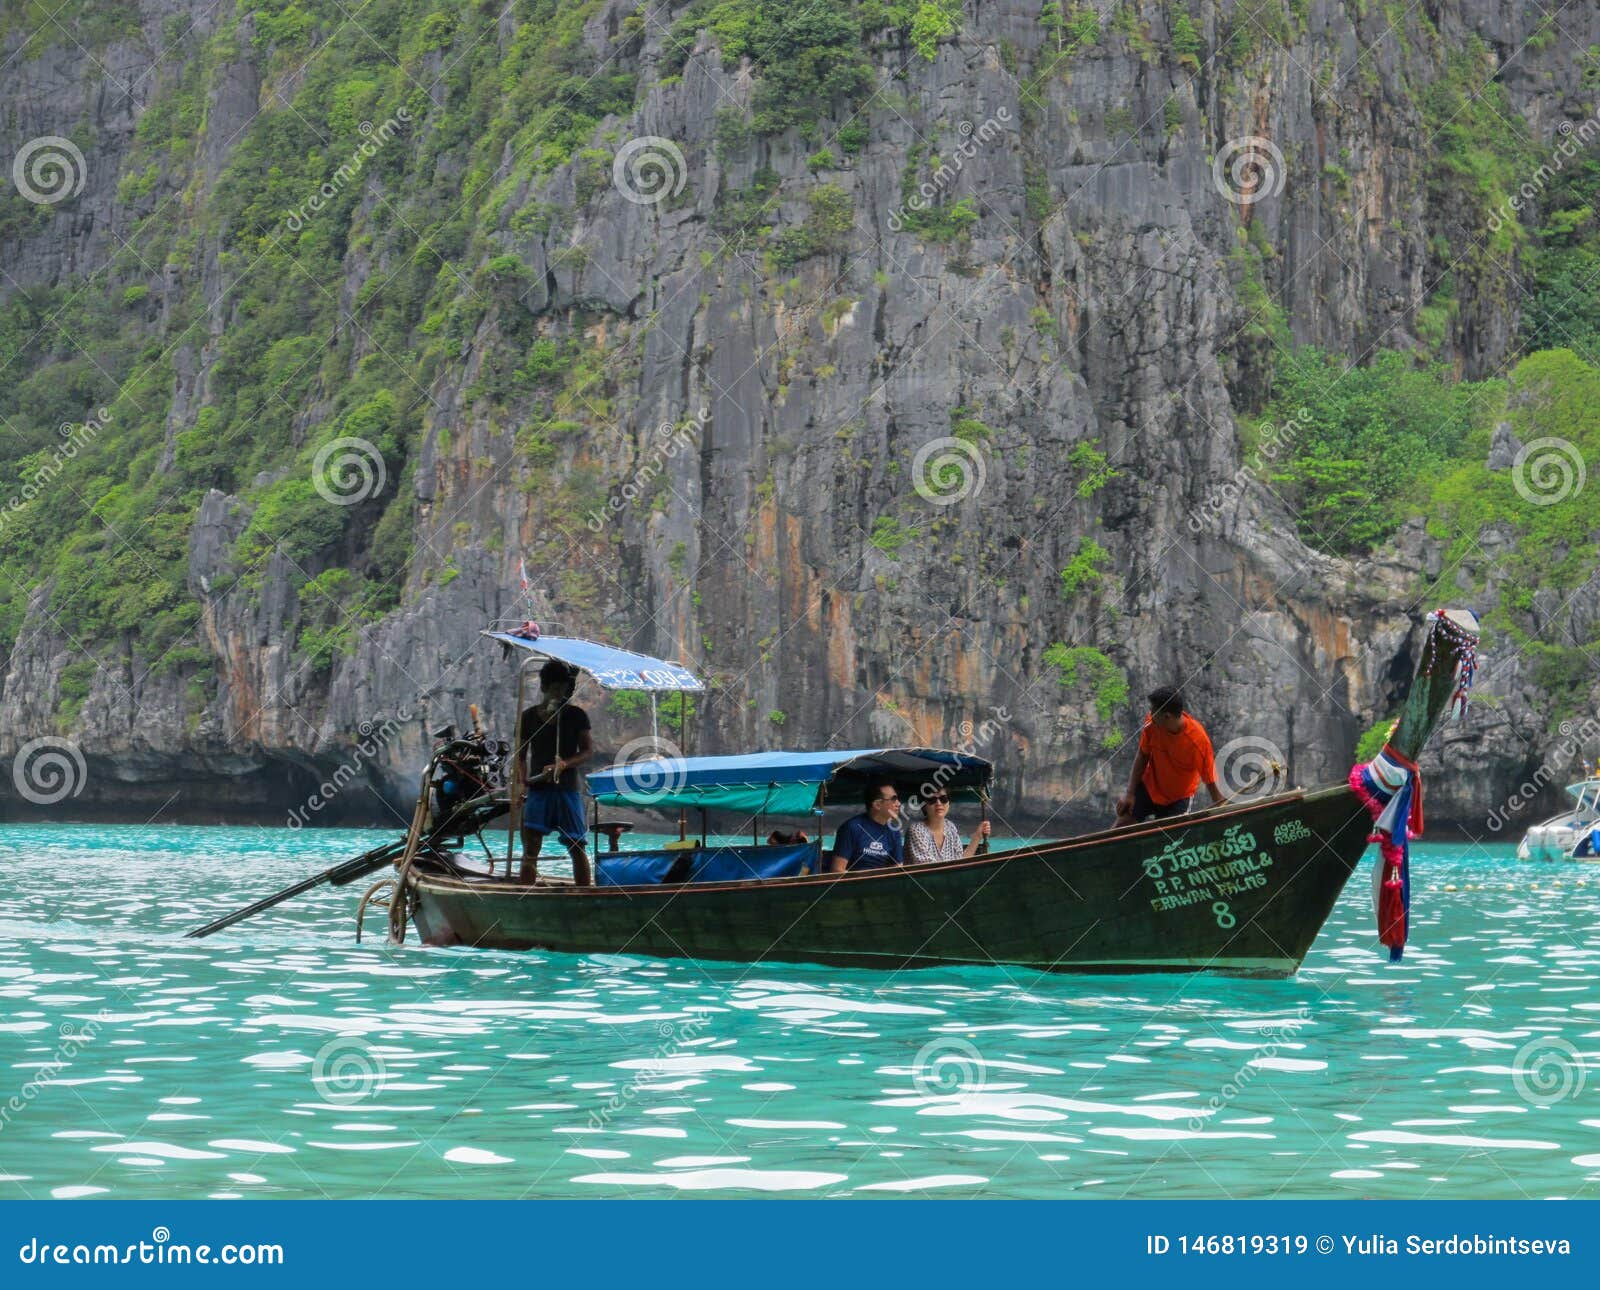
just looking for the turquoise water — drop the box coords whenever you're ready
[0,824,1596,1200]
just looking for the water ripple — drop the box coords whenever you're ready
[1,826,1596,1198]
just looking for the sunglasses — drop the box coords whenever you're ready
[925,794,950,805]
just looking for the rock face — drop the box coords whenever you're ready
[0,2,1590,834]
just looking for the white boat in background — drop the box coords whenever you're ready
[1516,779,1600,860]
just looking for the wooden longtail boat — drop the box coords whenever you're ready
[380,610,1479,978]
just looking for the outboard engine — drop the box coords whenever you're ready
[431,706,507,830]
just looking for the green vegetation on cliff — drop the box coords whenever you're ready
[1,0,989,673]
[1520,139,1600,367]
[665,0,963,135]
[1043,643,1129,746]
[2,0,621,662]
[1263,348,1499,555]
[2,0,1599,758]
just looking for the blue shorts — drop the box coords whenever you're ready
[522,788,587,846]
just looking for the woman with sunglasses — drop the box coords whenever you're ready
[905,789,991,864]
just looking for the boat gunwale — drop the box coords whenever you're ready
[410,783,1356,900]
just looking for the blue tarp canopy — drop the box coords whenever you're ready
[587,746,993,815]
[482,631,704,692]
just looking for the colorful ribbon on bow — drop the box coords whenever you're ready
[1427,608,1478,722]
[1347,609,1478,962]
[1349,743,1420,961]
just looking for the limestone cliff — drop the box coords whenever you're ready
[2,1,1596,833]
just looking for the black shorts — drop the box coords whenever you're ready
[1132,780,1190,822]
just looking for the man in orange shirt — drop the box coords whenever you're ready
[1115,686,1226,826]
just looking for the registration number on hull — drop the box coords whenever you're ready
[1140,821,1288,923]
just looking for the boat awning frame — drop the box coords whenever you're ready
[587,746,994,815]
[481,631,704,692]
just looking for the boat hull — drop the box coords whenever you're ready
[406,784,1375,977]
[1516,822,1598,861]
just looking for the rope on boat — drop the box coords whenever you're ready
[388,857,419,945]
[1231,760,1285,799]
[381,766,434,946]
[354,878,396,944]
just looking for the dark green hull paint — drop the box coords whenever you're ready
[407,785,1375,977]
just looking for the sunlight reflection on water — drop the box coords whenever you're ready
[0,825,1596,1199]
